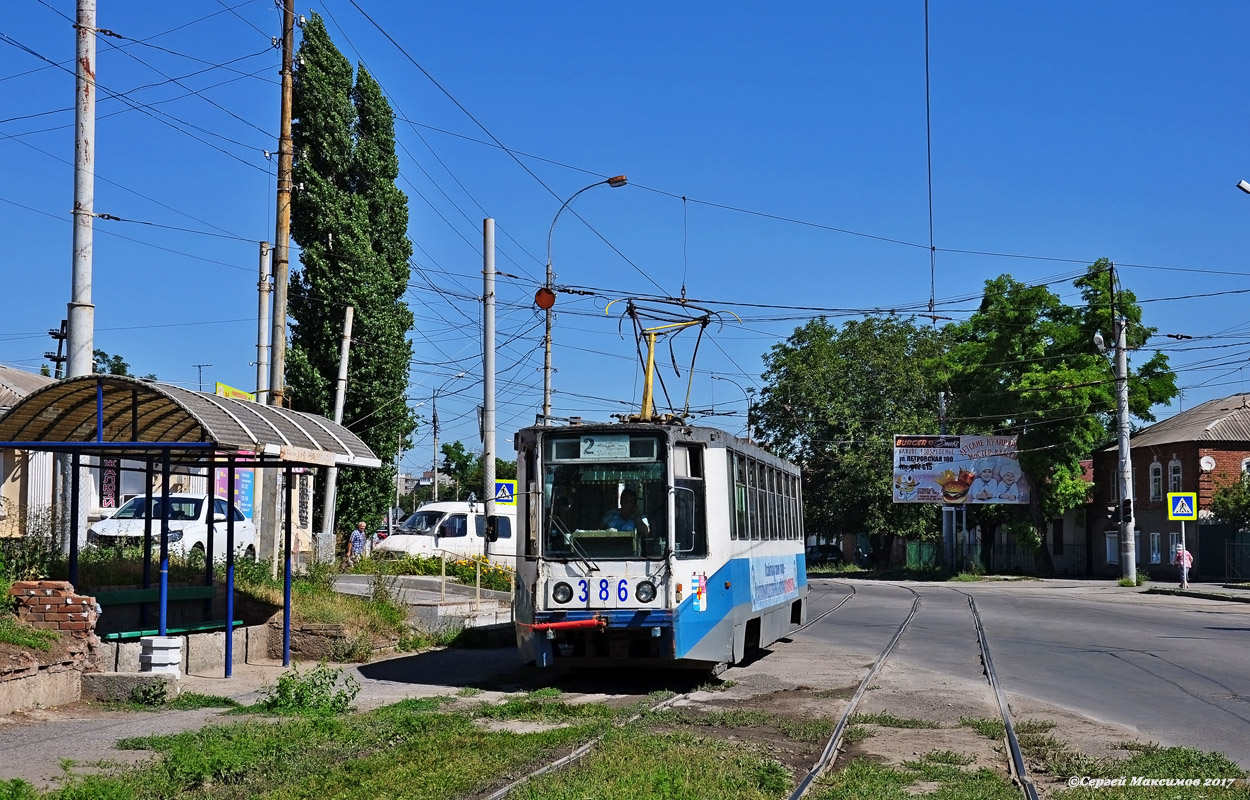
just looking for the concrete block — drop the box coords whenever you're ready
[113,641,143,672]
[0,670,80,715]
[81,672,177,704]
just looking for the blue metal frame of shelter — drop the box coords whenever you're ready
[0,375,379,676]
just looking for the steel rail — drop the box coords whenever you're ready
[787,586,922,800]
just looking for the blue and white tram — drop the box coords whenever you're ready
[514,420,807,670]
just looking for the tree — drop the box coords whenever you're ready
[93,349,129,376]
[287,14,415,531]
[1210,474,1250,532]
[753,316,942,560]
[93,349,156,380]
[941,260,1178,572]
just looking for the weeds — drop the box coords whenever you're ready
[0,616,59,650]
[852,712,941,728]
[254,661,360,715]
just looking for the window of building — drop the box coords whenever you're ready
[1051,519,1064,556]
[1169,531,1181,559]
[1149,532,1161,564]
[1109,471,1119,502]
[1168,460,1182,493]
[1106,531,1119,564]
[1149,462,1162,500]
[1241,457,1250,476]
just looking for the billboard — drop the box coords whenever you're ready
[893,435,1030,504]
[215,382,255,402]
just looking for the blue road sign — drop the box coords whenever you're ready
[1167,492,1198,521]
[494,479,517,506]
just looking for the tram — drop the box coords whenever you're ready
[514,300,807,672]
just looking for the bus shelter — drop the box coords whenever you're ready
[0,374,380,672]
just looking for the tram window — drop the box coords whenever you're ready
[749,460,761,540]
[783,474,793,539]
[674,479,707,558]
[734,454,748,540]
[769,469,779,540]
[524,447,537,557]
[674,445,703,479]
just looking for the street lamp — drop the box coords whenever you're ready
[711,375,756,440]
[1237,179,1250,194]
[432,371,466,502]
[538,175,628,421]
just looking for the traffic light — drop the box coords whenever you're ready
[1121,498,1133,522]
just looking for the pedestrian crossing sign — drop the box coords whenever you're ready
[493,479,517,506]
[1167,492,1198,521]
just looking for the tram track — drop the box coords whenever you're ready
[482,580,859,799]
[786,583,1039,800]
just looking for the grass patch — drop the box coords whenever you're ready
[960,716,1005,740]
[352,553,515,592]
[474,691,618,723]
[842,724,873,744]
[811,753,1020,800]
[170,693,242,711]
[456,686,483,698]
[949,571,984,582]
[1051,743,1250,798]
[696,678,737,692]
[851,712,941,729]
[17,695,603,799]
[511,728,792,799]
[253,662,360,715]
[0,615,60,650]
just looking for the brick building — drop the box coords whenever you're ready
[1090,393,1250,580]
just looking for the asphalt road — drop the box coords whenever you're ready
[797,578,1250,767]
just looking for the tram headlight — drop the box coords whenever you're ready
[552,582,573,604]
[635,581,656,603]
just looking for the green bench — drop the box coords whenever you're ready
[100,619,245,642]
[94,586,217,606]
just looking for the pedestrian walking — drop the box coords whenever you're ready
[346,520,367,568]
[1173,544,1193,589]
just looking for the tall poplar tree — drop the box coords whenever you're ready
[288,14,415,532]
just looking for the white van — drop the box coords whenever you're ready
[371,501,515,567]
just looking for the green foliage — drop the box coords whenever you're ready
[941,261,1178,572]
[0,616,59,650]
[129,681,170,707]
[361,553,515,592]
[288,13,415,536]
[754,316,941,541]
[255,661,360,715]
[851,712,941,728]
[0,779,38,800]
[1211,473,1250,531]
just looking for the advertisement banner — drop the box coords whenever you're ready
[215,382,255,402]
[99,458,119,509]
[749,555,799,611]
[893,435,1030,504]
[212,452,256,519]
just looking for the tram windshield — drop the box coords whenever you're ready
[542,432,667,561]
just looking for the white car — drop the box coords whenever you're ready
[87,493,258,561]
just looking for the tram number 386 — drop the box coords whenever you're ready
[551,577,658,608]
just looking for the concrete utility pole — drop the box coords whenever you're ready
[62,0,97,555]
[482,220,497,551]
[432,395,440,502]
[269,0,295,408]
[256,241,271,403]
[318,306,353,560]
[1115,315,1137,582]
[259,0,295,573]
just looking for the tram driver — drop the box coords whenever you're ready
[601,487,649,537]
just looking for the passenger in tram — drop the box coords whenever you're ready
[601,487,649,536]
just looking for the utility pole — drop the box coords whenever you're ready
[318,306,353,560]
[193,363,212,393]
[256,241,271,403]
[268,0,295,408]
[44,321,67,379]
[62,0,97,557]
[483,219,497,551]
[1115,307,1137,582]
[939,390,953,570]
[259,0,295,573]
[432,394,440,502]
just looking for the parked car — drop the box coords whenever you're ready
[374,507,408,541]
[86,493,258,561]
[805,543,843,567]
[371,501,516,567]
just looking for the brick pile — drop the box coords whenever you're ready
[3,581,101,679]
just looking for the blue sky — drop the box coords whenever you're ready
[4,1,1250,478]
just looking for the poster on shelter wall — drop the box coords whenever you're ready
[892,435,1030,504]
[212,452,256,519]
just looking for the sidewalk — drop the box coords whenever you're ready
[0,646,523,790]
